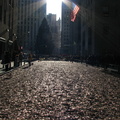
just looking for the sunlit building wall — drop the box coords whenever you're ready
[61,1,81,55]
[69,0,81,56]
[17,0,46,53]
[61,2,73,55]
[80,0,95,56]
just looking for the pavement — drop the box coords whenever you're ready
[0,60,28,74]
[0,61,120,119]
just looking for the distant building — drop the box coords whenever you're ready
[35,18,53,55]
[56,18,61,54]
[0,0,18,59]
[47,14,57,33]
[47,14,61,55]
[61,2,72,55]
[17,0,46,53]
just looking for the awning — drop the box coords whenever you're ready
[0,37,13,44]
[9,40,13,45]
[0,37,6,43]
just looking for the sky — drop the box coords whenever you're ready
[46,0,62,20]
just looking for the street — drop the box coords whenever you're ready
[0,61,120,120]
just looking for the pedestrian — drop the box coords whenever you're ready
[22,53,26,65]
[15,54,19,67]
[19,52,23,66]
[13,51,17,67]
[1,52,5,68]
[28,53,32,66]
[4,51,11,71]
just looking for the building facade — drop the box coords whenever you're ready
[61,2,72,55]
[61,1,81,55]
[56,18,61,54]
[17,0,46,53]
[47,14,61,55]
[80,0,120,56]
[0,0,18,59]
[94,0,120,56]
[80,0,95,56]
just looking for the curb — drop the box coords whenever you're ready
[0,63,28,76]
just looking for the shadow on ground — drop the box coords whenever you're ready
[101,69,120,78]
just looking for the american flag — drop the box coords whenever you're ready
[71,3,80,22]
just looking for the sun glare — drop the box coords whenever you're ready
[47,0,63,20]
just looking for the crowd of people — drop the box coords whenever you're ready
[1,52,120,72]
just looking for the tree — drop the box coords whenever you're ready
[35,18,54,55]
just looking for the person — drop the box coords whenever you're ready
[28,53,32,66]
[15,54,19,67]
[1,52,5,68]
[22,53,26,65]
[4,51,11,71]
[19,52,23,66]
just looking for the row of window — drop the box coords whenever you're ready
[9,0,14,8]
[0,6,9,25]
[0,6,2,21]
[82,0,92,7]
[82,24,109,47]
[0,0,14,23]
[18,10,40,20]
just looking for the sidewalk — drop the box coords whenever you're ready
[0,60,28,74]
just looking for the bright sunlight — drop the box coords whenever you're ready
[47,0,63,20]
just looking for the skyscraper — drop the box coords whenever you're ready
[61,1,80,55]
[17,0,46,53]
[61,2,72,55]
[47,13,61,54]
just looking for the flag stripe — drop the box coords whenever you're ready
[71,3,80,22]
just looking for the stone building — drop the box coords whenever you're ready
[94,0,120,56]
[17,0,46,53]
[80,0,120,56]
[47,14,61,55]
[61,1,81,55]
[0,0,18,59]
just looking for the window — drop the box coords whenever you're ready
[88,27,92,45]
[83,21,85,27]
[28,26,29,31]
[9,0,11,5]
[0,6,2,21]
[103,25,109,35]
[24,26,26,31]
[4,10,6,24]
[82,31,85,48]
[12,0,14,8]
[103,6,109,17]
[24,19,26,24]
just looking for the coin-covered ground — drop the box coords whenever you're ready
[0,61,120,120]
